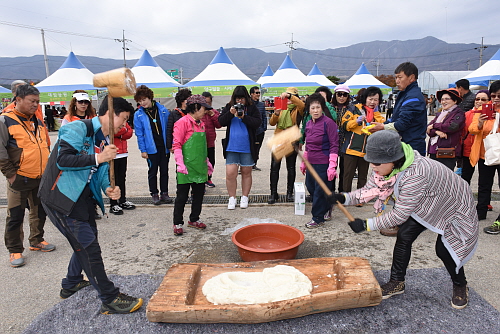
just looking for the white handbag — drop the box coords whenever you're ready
[483,112,500,166]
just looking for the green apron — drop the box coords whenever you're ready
[177,126,208,185]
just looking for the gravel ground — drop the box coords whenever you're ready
[22,268,500,334]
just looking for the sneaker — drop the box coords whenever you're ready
[120,201,136,210]
[110,205,124,215]
[252,165,261,171]
[455,167,462,176]
[9,253,25,267]
[161,192,173,204]
[188,220,207,229]
[240,196,249,209]
[205,180,216,188]
[484,221,500,234]
[152,193,161,205]
[100,293,143,314]
[324,207,333,221]
[29,240,56,252]
[60,280,91,299]
[381,280,405,299]
[487,204,493,211]
[451,284,469,309]
[173,224,184,236]
[305,219,325,229]
[228,196,236,210]
[380,227,399,237]
[355,203,363,207]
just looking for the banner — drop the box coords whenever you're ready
[188,85,256,96]
[39,90,98,103]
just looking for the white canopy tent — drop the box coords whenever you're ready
[257,64,274,85]
[418,71,472,96]
[343,63,390,93]
[462,48,500,87]
[307,63,336,89]
[132,50,181,88]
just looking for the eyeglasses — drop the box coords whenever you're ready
[441,97,452,102]
[475,98,489,101]
[77,100,90,105]
[336,92,349,97]
[254,91,261,95]
[491,94,500,99]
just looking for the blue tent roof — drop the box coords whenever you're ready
[354,63,371,75]
[134,50,159,67]
[209,47,233,65]
[491,48,500,61]
[0,86,9,93]
[278,55,298,70]
[59,52,87,70]
[261,64,274,77]
[307,63,324,76]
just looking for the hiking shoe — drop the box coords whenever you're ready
[10,253,25,267]
[305,219,325,229]
[324,207,333,221]
[29,241,56,252]
[152,193,161,205]
[228,196,236,210]
[100,293,143,314]
[451,284,469,309]
[381,280,405,299]
[120,201,136,210]
[380,227,399,237]
[484,221,500,234]
[160,192,173,204]
[252,165,261,171]
[110,205,124,215]
[240,196,249,209]
[454,167,462,176]
[188,220,207,229]
[205,180,216,188]
[60,280,91,299]
[487,204,493,211]
[173,224,184,236]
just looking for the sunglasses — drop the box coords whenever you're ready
[475,98,489,101]
[77,100,90,104]
[254,91,261,95]
[336,92,349,97]
[491,94,500,99]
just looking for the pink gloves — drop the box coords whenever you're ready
[174,150,188,174]
[207,158,213,176]
[327,153,338,181]
[300,151,308,175]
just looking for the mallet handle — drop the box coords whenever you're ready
[296,149,355,222]
[108,94,115,188]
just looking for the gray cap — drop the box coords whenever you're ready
[364,130,405,164]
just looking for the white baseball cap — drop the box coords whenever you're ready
[73,92,90,101]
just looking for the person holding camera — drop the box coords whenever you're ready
[268,87,304,204]
[218,86,261,209]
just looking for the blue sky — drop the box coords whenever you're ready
[1,0,498,60]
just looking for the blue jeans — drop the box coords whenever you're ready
[305,163,332,223]
[43,203,119,303]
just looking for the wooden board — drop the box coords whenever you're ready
[146,257,382,324]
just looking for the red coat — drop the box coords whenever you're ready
[114,123,133,154]
[202,109,221,148]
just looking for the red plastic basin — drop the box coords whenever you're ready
[231,223,304,262]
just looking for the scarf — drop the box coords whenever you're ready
[430,104,457,146]
[354,142,415,214]
[277,104,294,129]
[364,106,375,123]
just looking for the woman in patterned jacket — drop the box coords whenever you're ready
[334,130,478,310]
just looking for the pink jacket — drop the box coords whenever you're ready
[201,110,221,148]
[172,114,205,151]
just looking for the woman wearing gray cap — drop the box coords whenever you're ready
[333,130,478,309]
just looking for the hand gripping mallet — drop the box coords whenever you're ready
[267,125,355,222]
[93,68,136,187]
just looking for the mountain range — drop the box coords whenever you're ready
[0,36,498,87]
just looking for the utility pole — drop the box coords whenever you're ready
[41,29,50,78]
[180,68,183,85]
[284,33,299,59]
[115,30,131,67]
[371,59,382,76]
[466,59,470,71]
[475,37,488,67]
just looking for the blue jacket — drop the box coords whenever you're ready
[38,117,110,215]
[392,81,427,156]
[134,102,170,154]
[253,100,267,135]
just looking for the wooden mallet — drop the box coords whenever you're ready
[93,68,136,187]
[267,125,355,222]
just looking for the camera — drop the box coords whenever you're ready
[233,103,245,116]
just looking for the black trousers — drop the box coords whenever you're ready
[390,217,467,286]
[207,147,215,181]
[461,156,475,185]
[270,151,297,193]
[110,157,127,206]
[255,132,265,164]
[429,154,456,171]
[173,182,205,225]
[476,159,500,219]
[146,146,170,195]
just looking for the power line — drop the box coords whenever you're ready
[0,20,115,40]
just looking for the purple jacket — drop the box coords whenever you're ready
[427,106,465,156]
[305,115,339,164]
